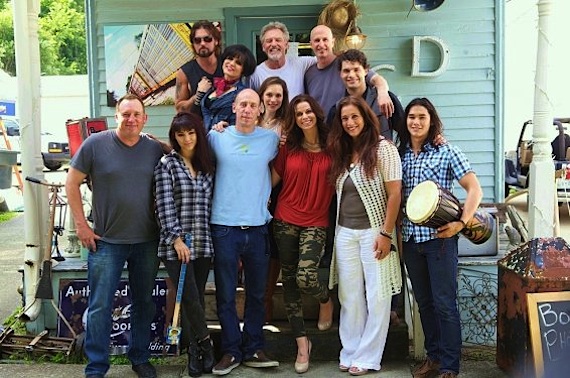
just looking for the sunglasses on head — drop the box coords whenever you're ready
[193,36,213,44]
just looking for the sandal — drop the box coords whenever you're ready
[349,366,368,376]
[339,364,349,372]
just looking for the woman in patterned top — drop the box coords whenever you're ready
[271,94,335,374]
[154,112,215,377]
[327,96,402,376]
[399,98,482,378]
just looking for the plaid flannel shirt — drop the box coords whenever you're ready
[401,143,472,243]
[154,151,214,260]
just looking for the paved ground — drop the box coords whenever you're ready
[0,212,24,323]
[0,359,506,377]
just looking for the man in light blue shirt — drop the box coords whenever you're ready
[208,89,280,375]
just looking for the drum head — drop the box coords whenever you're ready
[407,180,440,224]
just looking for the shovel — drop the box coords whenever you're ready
[23,177,77,338]
[166,234,191,345]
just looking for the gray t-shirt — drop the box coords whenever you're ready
[305,57,375,115]
[70,130,164,244]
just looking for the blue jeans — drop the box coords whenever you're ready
[212,225,269,361]
[403,236,461,374]
[84,240,159,376]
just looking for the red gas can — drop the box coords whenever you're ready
[66,117,107,157]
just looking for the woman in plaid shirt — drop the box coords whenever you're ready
[154,112,216,377]
[399,98,483,378]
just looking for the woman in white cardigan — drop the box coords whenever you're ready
[327,96,402,376]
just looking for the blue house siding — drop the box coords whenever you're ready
[85,0,503,201]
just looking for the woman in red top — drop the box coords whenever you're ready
[271,94,335,374]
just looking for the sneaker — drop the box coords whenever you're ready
[439,372,458,378]
[131,362,157,378]
[212,354,240,376]
[243,350,279,368]
[412,358,440,378]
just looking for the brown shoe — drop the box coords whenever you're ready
[413,358,440,378]
[212,354,240,376]
[438,372,458,378]
[243,350,279,368]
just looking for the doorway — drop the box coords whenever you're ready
[224,5,320,63]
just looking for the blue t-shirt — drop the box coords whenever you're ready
[208,126,279,226]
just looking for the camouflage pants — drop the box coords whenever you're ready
[273,219,329,337]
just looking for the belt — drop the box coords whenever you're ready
[232,225,264,230]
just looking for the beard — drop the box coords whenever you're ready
[195,48,214,58]
[266,50,284,62]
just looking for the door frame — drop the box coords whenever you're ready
[224,5,322,48]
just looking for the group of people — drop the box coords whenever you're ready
[66,18,483,378]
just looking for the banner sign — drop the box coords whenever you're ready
[58,278,177,355]
[0,100,16,117]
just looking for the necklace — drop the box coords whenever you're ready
[302,140,321,152]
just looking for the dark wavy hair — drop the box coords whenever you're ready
[258,76,289,124]
[397,97,443,156]
[168,112,214,174]
[327,96,382,182]
[284,94,329,152]
[189,20,222,57]
[337,49,369,71]
[220,44,257,78]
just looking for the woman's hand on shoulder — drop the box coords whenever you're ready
[433,134,447,146]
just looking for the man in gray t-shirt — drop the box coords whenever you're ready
[304,25,394,117]
[66,94,164,378]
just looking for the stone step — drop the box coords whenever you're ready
[206,321,409,363]
[202,282,409,362]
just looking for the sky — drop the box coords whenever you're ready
[504,0,570,152]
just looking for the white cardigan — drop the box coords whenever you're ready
[328,139,403,301]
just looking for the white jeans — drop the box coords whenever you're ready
[335,225,391,371]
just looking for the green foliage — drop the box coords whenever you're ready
[2,306,27,334]
[0,0,86,76]
[0,211,17,222]
[0,5,15,74]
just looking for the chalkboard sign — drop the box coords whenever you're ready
[527,292,570,378]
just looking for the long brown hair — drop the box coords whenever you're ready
[284,94,329,152]
[258,76,289,124]
[398,97,444,156]
[327,96,381,182]
[169,112,214,174]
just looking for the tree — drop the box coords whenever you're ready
[0,0,86,76]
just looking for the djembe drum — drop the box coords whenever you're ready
[406,180,494,245]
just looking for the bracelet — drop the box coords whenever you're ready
[379,230,393,240]
[193,91,206,106]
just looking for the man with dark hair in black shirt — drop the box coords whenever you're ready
[175,20,223,114]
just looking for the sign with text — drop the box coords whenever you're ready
[527,291,570,378]
[58,278,176,355]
